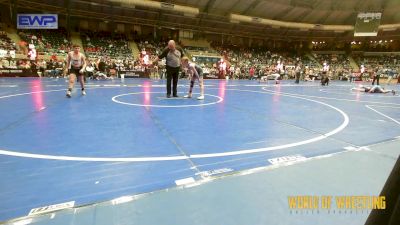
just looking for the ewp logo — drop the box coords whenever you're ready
[17,14,58,29]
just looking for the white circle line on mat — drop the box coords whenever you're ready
[0,88,348,161]
[111,92,223,108]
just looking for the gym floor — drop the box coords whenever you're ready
[0,77,399,224]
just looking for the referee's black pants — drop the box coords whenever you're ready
[166,66,180,97]
[295,72,300,83]
[372,74,380,85]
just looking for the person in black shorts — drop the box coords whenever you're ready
[65,45,87,97]
[152,40,184,98]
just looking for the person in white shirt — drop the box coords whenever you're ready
[321,62,330,86]
[219,59,227,79]
[260,63,281,84]
[85,62,95,78]
[65,45,87,97]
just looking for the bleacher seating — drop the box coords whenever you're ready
[18,27,71,55]
[81,31,131,58]
[0,31,17,51]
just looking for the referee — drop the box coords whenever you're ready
[153,40,184,98]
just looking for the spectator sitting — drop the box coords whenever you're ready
[85,62,95,78]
